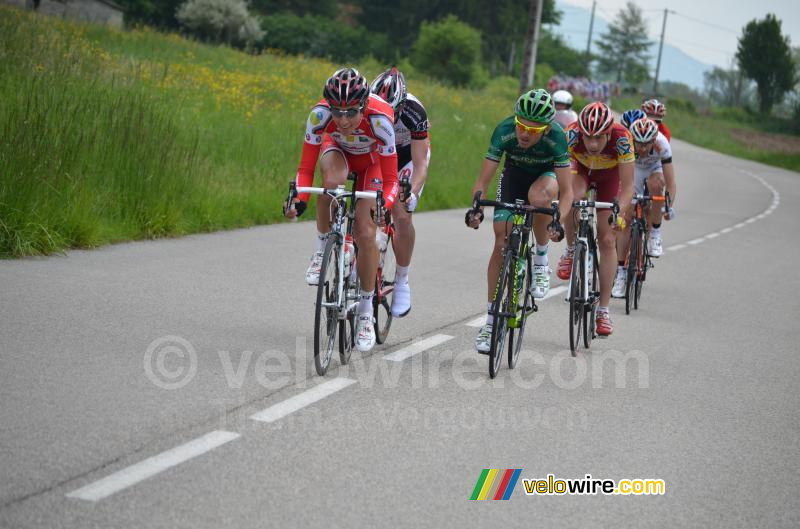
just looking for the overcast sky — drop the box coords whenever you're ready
[558,0,800,68]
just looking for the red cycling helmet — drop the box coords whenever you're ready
[578,101,614,136]
[641,99,666,119]
[323,68,370,108]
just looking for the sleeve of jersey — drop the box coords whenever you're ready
[551,127,571,168]
[408,102,430,140]
[485,124,505,162]
[657,134,673,162]
[615,130,635,164]
[369,113,399,209]
[295,105,331,202]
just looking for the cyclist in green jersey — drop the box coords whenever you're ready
[466,89,573,353]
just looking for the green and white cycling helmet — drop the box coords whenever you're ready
[514,89,555,124]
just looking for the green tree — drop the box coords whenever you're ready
[595,1,651,86]
[411,15,483,87]
[249,0,337,18]
[116,0,184,29]
[176,0,264,46]
[736,14,796,114]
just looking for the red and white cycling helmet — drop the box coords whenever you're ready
[578,101,614,136]
[323,68,370,108]
[629,117,659,143]
[641,99,666,119]
[370,67,407,111]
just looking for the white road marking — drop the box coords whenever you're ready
[250,378,356,423]
[705,232,720,239]
[385,334,454,362]
[66,431,240,502]
[667,244,686,251]
[687,238,705,245]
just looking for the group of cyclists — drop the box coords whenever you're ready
[284,66,677,355]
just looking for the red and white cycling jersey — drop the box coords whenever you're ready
[296,94,398,206]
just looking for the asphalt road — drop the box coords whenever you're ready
[1,139,799,528]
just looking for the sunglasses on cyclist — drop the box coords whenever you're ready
[330,105,364,118]
[514,116,549,134]
[634,140,655,149]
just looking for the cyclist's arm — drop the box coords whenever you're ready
[618,161,635,217]
[554,165,573,220]
[409,138,430,197]
[662,160,676,208]
[370,113,399,208]
[472,158,500,203]
[296,104,330,203]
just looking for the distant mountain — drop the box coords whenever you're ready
[551,2,713,90]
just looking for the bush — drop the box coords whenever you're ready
[176,0,264,46]
[259,13,392,63]
[411,15,483,87]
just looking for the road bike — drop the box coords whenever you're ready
[624,191,670,314]
[567,186,620,355]
[287,174,384,375]
[470,192,560,378]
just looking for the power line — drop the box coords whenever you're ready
[664,37,734,57]
[670,11,740,35]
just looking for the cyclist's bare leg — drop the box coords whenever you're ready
[392,201,414,267]
[596,209,617,307]
[354,198,378,293]
[564,172,587,246]
[487,221,507,302]
[527,175,558,247]
[647,171,666,226]
[317,151,348,233]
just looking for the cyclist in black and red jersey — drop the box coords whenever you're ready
[284,68,399,352]
[370,67,430,319]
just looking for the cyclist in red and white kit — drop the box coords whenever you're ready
[370,67,430,318]
[642,99,670,141]
[552,89,578,129]
[284,68,399,352]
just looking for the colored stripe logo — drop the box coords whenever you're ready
[470,469,522,500]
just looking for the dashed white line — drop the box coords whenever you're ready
[66,431,240,502]
[687,238,705,245]
[385,334,453,362]
[667,244,686,251]
[466,316,485,328]
[705,232,720,239]
[720,227,733,234]
[250,378,356,423]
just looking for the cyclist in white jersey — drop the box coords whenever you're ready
[370,67,431,318]
[552,90,578,129]
[612,117,677,297]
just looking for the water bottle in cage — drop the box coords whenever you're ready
[344,234,355,278]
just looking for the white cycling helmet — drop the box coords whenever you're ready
[552,90,573,107]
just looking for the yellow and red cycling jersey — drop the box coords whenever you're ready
[566,122,635,171]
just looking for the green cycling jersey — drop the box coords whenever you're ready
[485,116,570,173]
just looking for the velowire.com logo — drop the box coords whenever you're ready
[469,469,522,500]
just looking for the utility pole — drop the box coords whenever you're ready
[519,0,544,93]
[652,9,673,95]
[585,0,596,76]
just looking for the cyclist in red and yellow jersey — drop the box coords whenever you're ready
[557,102,635,336]
[642,99,670,142]
[284,67,399,352]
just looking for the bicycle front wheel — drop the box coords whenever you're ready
[583,246,597,349]
[635,230,647,310]
[625,223,639,315]
[314,236,340,376]
[374,229,395,344]
[509,252,533,369]
[569,243,585,355]
[489,248,513,378]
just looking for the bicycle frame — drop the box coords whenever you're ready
[297,184,379,321]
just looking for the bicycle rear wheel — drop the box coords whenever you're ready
[508,252,533,369]
[635,230,648,310]
[625,223,639,315]
[569,243,585,355]
[489,247,513,378]
[314,236,340,376]
[374,229,395,344]
[583,246,597,349]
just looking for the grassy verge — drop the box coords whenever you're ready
[613,96,800,172]
[2,6,532,257]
